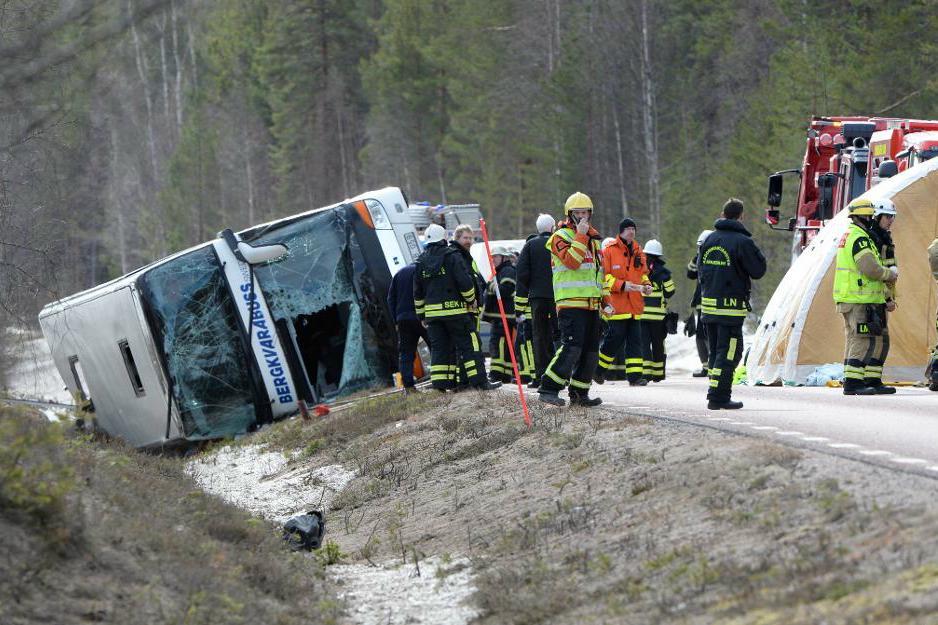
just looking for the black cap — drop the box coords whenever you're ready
[619,217,637,232]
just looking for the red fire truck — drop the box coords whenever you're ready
[765,116,938,253]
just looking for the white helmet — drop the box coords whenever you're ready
[696,229,713,246]
[644,239,664,257]
[535,213,556,233]
[424,224,446,244]
[601,237,616,249]
[491,245,510,257]
[873,198,897,218]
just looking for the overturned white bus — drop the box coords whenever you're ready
[39,188,422,448]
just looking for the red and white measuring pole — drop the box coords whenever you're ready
[479,217,532,427]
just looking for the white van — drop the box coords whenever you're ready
[39,188,420,448]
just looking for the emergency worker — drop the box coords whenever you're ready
[594,218,652,386]
[833,198,899,395]
[685,229,713,377]
[482,246,517,383]
[516,214,558,387]
[414,224,501,392]
[641,239,675,382]
[698,198,766,409]
[387,262,429,391]
[928,237,938,391]
[538,192,604,407]
[449,224,486,387]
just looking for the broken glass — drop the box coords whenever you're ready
[251,209,387,399]
[138,246,258,439]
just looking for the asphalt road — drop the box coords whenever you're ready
[526,377,938,477]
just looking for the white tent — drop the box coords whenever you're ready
[748,158,938,384]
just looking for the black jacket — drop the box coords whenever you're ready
[516,232,554,304]
[687,257,702,309]
[413,242,477,319]
[483,262,516,324]
[449,240,486,304]
[387,263,419,322]
[697,219,767,325]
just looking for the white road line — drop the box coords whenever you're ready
[858,450,894,457]
[891,457,928,465]
[800,436,830,442]
[707,417,733,422]
[750,426,778,431]
[730,421,755,425]
[927,466,938,472]
[828,443,861,449]
[775,431,805,436]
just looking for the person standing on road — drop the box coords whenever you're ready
[538,192,604,408]
[482,246,517,383]
[685,229,713,377]
[414,224,501,392]
[515,214,558,388]
[928,236,938,391]
[867,200,899,389]
[641,239,675,382]
[698,199,766,409]
[387,262,430,391]
[449,224,486,387]
[594,218,652,386]
[833,198,899,396]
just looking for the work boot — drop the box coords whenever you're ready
[931,377,938,392]
[867,384,896,394]
[527,378,540,389]
[538,390,566,407]
[692,367,708,378]
[592,369,606,385]
[629,378,648,387]
[707,399,743,410]
[843,385,877,396]
[569,394,603,407]
[474,380,502,391]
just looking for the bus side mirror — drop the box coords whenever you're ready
[767,173,784,207]
[878,160,898,179]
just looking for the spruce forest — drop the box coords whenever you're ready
[2,0,937,329]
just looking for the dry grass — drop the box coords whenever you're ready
[0,406,341,625]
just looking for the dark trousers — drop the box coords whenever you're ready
[705,322,743,402]
[695,310,709,366]
[488,321,515,382]
[514,319,535,382]
[599,318,644,382]
[426,315,486,390]
[530,297,558,380]
[397,319,430,387]
[641,319,667,381]
[540,308,601,397]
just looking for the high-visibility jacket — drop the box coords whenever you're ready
[413,242,477,318]
[643,259,675,321]
[547,222,603,309]
[833,223,890,305]
[601,237,650,320]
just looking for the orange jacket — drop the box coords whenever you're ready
[602,237,650,319]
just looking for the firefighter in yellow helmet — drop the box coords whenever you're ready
[833,197,899,395]
[538,191,604,407]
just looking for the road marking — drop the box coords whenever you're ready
[775,431,805,436]
[858,450,894,457]
[707,417,733,422]
[891,457,928,465]
[800,436,830,442]
[927,466,938,472]
[828,443,861,449]
[730,421,754,425]
[750,426,778,431]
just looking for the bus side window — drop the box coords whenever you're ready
[118,340,146,397]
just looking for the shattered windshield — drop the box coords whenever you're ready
[138,246,258,439]
[251,208,386,399]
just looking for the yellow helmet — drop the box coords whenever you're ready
[564,191,593,213]
[847,197,875,217]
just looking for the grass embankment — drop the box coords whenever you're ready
[256,390,938,625]
[0,405,340,625]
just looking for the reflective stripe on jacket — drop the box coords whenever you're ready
[833,223,889,305]
[601,237,649,320]
[643,260,675,321]
[547,224,603,309]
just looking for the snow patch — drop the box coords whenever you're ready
[334,557,478,625]
[3,330,72,404]
[186,444,355,522]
